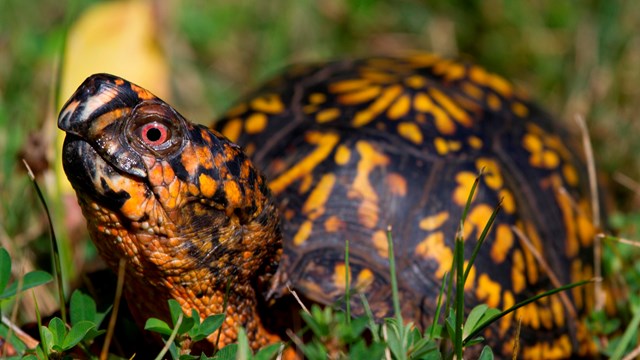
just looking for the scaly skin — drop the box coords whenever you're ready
[59,74,282,350]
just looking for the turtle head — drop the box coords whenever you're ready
[59,74,282,332]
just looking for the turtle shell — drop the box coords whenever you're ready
[214,54,597,357]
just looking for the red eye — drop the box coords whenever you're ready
[140,122,169,146]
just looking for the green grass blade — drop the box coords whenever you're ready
[386,227,404,335]
[453,233,465,360]
[154,312,183,360]
[462,279,592,344]
[345,239,351,324]
[445,172,481,321]
[609,305,640,360]
[359,293,380,342]
[428,271,447,340]
[23,161,67,324]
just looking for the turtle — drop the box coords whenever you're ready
[58,54,598,358]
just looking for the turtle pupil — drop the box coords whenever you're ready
[146,127,162,142]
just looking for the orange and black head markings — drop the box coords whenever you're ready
[60,73,282,349]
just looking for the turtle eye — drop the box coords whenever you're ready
[139,122,170,148]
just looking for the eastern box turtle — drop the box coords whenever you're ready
[58,54,597,358]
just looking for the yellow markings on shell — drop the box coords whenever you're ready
[562,164,579,186]
[250,94,284,114]
[269,131,340,194]
[538,302,553,330]
[352,85,403,127]
[443,62,466,82]
[517,303,540,329]
[499,290,515,335]
[329,79,371,93]
[475,157,503,190]
[462,82,483,100]
[407,53,440,67]
[334,144,351,165]
[498,189,516,214]
[338,85,382,105]
[523,133,543,152]
[571,259,585,309]
[199,174,217,198]
[349,141,390,228]
[404,75,426,89]
[429,89,472,127]
[333,263,351,290]
[511,102,529,117]
[542,150,560,168]
[476,273,501,308]
[491,224,514,264]
[524,132,562,169]
[372,230,389,258]
[414,92,457,135]
[397,122,423,144]
[224,102,248,118]
[419,211,449,231]
[309,92,326,104]
[469,67,513,98]
[486,93,501,111]
[386,173,407,197]
[413,92,434,112]
[316,108,341,123]
[293,220,313,246]
[360,69,398,83]
[299,173,313,194]
[387,94,411,120]
[303,104,318,114]
[302,173,336,220]
[486,73,513,98]
[468,136,483,149]
[431,59,452,76]
[415,231,452,279]
[434,137,448,155]
[511,249,526,294]
[551,295,565,327]
[521,222,541,284]
[324,215,344,233]
[463,261,476,291]
[521,335,572,359]
[577,213,595,247]
[244,113,268,134]
[453,171,478,206]
[356,268,374,290]
[553,178,579,257]
[433,138,462,155]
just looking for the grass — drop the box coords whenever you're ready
[1,0,640,358]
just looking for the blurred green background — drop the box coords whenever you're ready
[1,0,639,323]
